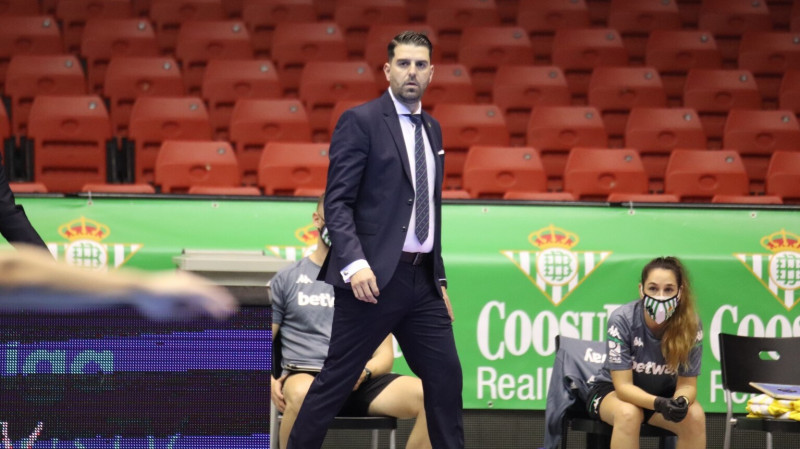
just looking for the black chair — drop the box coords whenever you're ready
[269,331,397,449]
[718,333,800,449]
[553,335,677,449]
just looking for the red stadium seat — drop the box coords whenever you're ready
[457,26,534,96]
[329,99,367,135]
[175,20,253,95]
[625,107,706,191]
[104,56,185,137]
[698,0,771,61]
[552,28,629,100]
[425,0,501,60]
[55,0,132,54]
[333,0,409,56]
[202,59,281,139]
[5,55,87,137]
[433,103,510,188]
[738,31,800,103]
[0,0,40,15]
[664,149,750,202]
[493,65,570,140]
[257,142,329,195]
[128,96,212,183]
[462,146,546,199]
[155,140,241,193]
[364,24,439,91]
[526,105,608,190]
[8,182,48,193]
[779,69,800,114]
[293,186,326,197]
[81,18,159,93]
[0,101,8,140]
[423,63,476,110]
[149,0,225,53]
[271,22,348,93]
[503,191,576,201]
[298,60,378,141]
[188,185,262,195]
[229,98,312,184]
[82,183,156,194]
[711,194,783,204]
[517,0,590,63]
[683,69,762,143]
[645,30,722,102]
[0,16,63,93]
[242,0,316,57]
[564,147,648,201]
[608,0,681,61]
[587,66,667,140]
[606,192,679,203]
[766,151,800,204]
[723,109,800,191]
[27,95,113,192]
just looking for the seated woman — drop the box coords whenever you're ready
[586,256,706,449]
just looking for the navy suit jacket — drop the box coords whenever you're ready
[0,160,46,248]
[320,91,446,293]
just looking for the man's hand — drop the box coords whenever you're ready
[271,374,288,413]
[351,268,379,303]
[442,287,454,322]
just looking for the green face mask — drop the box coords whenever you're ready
[643,293,680,324]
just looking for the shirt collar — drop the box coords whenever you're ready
[387,87,422,116]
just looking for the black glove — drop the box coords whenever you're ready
[654,396,689,422]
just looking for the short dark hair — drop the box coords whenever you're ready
[387,31,433,62]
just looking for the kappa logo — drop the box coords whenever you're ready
[48,217,142,271]
[296,274,314,284]
[608,325,621,340]
[267,223,318,261]
[501,225,611,305]
[734,229,800,310]
[634,337,644,347]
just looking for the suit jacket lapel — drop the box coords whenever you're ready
[381,93,413,183]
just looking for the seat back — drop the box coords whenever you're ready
[723,109,800,185]
[80,18,159,93]
[28,95,113,192]
[258,142,329,195]
[457,26,533,94]
[664,149,749,201]
[0,15,63,92]
[462,146,546,199]
[175,20,254,95]
[55,0,132,53]
[333,0,408,55]
[766,151,800,203]
[779,69,800,114]
[128,96,212,183]
[588,66,667,136]
[242,0,317,57]
[202,59,281,138]
[552,28,628,97]
[229,98,311,184]
[271,22,347,91]
[564,147,648,201]
[423,63,476,110]
[5,54,87,136]
[104,56,185,136]
[154,140,241,193]
[148,0,225,53]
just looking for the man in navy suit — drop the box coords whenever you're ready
[287,31,464,449]
[0,159,46,249]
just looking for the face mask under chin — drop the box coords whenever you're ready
[318,225,331,247]
[643,293,680,325]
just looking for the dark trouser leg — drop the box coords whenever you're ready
[392,261,464,449]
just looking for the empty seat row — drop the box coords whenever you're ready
[461,146,799,204]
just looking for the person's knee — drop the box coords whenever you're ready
[612,402,645,430]
[282,381,310,412]
[679,403,706,436]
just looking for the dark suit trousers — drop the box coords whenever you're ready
[287,259,464,449]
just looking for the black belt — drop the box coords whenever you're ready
[399,251,431,265]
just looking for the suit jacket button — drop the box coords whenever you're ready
[407,198,413,205]
[401,226,407,232]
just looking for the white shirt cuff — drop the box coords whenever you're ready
[341,259,370,283]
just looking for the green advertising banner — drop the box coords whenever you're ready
[13,196,800,413]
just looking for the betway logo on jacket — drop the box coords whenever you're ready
[297,292,334,307]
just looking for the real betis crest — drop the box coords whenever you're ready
[501,224,611,306]
[735,229,800,310]
[266,222,317,261]
[49,217,142,271]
